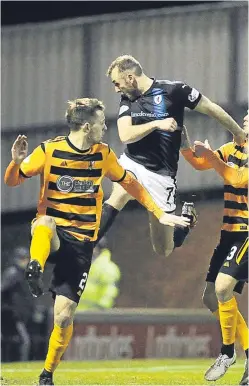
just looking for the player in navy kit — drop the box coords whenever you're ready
[97,55,246,258]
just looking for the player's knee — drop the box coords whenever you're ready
[152,243,173,258]
[37,215,56,230]
[215,279,233,303]
[54,298,77,328]
[164,248,174,258]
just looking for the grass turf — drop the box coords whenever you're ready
[1,358,245,385]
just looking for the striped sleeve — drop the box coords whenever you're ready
[104,149,126,182]
[19,145,46,177]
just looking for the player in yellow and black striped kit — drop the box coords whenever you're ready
[181,113,248,385]
[4,98,189,386]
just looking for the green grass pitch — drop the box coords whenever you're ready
[1,358,245,385]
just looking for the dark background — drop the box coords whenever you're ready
[2,1,220,25]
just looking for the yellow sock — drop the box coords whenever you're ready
[219,296,238,345]
[30,225,53,271]
[213,308,249,350]
[44,324,73,373]
[236,311,249,351]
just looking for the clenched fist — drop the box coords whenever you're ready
[155,118,178,132]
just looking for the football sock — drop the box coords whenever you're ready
[173,226,190,248]
[30,225,53,271]
[219,297,238,348]
[213,309,248,351]
[236,311,249,351]
[221,343,235,358]
[44,323,73,373]
[95,203,119,245]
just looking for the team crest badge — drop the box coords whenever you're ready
[154,95,162,105]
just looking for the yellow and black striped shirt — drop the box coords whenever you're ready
[17,136,126,241]
[181,141,248,232]
[218,142,248,232]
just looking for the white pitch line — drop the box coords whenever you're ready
[1,363,244,373]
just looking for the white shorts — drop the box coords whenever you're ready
[119,153,177,213]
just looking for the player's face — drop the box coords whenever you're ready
[89,110,107,144]
[111,68,140,100]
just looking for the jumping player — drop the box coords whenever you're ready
[96,55,246,258]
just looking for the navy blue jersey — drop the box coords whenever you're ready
[118,79,202,175]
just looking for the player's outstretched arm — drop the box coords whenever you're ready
[4,135,45,186]
[194,95,246,145]
[194,141,248,186]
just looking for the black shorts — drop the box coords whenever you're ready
[48,227,94,304]
[206,231,248,294]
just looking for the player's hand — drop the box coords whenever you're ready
[11,135,28,164]
[159,213,190,227]
[194,140,212,157]
[156,118,177,132]
[233,130,247,146]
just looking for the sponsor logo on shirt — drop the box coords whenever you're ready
[188,88,199,102]
[56,176,95,193]
[131,111,169,118]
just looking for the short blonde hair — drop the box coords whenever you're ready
[66,98,105,131]
[106,55,143,77]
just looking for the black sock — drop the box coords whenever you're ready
[221,343,235,358]
[173,226,190,248]
[95,203,119,245]
[245,349,248,358]
[40,369,52,378]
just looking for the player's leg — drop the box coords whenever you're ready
[217,237,249,385]
[97,180,133,242]
[205,235,248,382]
[39,295,76,385]
[203,235,248,350]
[203,238,227,316]
[96,152,138,243]
[39,235,93,385]
[26,215,60,297]
[148,212,174,256]
[202,282,218,313]
[141,171,196,257]
[148,204,196,258]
